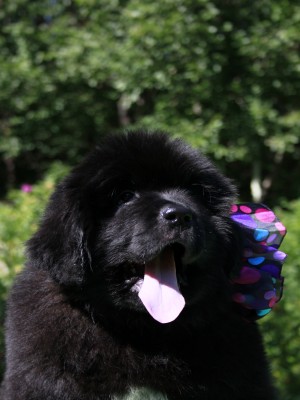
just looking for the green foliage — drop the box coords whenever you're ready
[0,0,300,202]
[261,199,300,399]
[0,163,69,290]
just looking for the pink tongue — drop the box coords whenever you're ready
[138,247,185,324]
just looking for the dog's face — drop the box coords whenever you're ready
[28,132,238,323]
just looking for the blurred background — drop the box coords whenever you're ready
[0,0,299,398]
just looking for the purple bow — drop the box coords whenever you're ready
[230,203,287,320]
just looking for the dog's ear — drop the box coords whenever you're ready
[26,176,93,286]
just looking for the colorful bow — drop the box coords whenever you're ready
[230,203,287,320]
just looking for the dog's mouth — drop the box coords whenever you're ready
[126,243,186,278]
[125,243,186,324]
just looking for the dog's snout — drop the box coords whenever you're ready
[161,205,193,228]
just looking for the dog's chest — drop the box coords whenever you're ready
[113,387,168,400]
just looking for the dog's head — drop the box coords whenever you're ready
[27,132,240,323]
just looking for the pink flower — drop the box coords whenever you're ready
[21,184,33,193]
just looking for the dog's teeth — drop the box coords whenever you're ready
[131,279,143,293]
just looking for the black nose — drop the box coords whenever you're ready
[161,204,193,228]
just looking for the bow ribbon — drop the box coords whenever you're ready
[230,203,287,320]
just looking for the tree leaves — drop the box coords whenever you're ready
[1,0,299,200]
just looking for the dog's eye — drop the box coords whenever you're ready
[117,191,136,205]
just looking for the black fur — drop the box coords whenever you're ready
[1,132,276,399]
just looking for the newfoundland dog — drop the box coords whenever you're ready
[1,132,277,399]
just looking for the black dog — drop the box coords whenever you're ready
[1,132,276,399]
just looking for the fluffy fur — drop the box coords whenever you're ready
[1,132,276,399]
